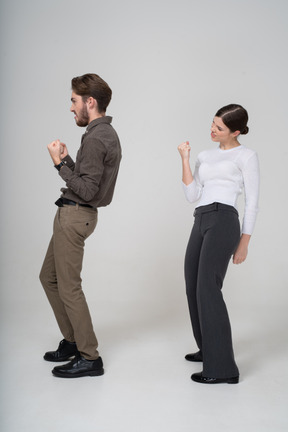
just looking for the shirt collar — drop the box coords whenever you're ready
[86,116,112,132]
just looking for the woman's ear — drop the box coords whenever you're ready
[232,130,240,138]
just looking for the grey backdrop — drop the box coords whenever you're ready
[0,0,287,425]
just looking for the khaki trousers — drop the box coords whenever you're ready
[40,204,99,360]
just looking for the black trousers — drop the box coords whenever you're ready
[185,202,240,378]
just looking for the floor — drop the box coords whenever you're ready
[1,297,287,432]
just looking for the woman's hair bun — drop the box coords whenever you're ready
[241,126,249,135]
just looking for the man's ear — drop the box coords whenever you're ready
[87,97,99,112]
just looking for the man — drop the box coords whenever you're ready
[39,73,121,378]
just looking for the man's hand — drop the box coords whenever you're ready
[47,140,68,165]
[60,142,68,159]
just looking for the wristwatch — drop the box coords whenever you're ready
[54,161,65,171]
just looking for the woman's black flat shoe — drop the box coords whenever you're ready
[191,372,239,384]
[185,351,203,362]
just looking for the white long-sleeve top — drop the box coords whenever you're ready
[183,145,260,235]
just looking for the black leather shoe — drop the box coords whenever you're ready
[44,339,78,362]
[185,351,203,362]
[52,354,104,378]
[191,372,239,384]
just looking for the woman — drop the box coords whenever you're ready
[178,104,259,384]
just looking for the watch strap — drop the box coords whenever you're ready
[54,161,65,171]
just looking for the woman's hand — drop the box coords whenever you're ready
[178,141,191,160]
[233,234,251,264]
[178,141,193,185]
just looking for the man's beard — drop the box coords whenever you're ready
[75,105,89,127]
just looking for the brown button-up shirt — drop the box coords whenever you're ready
[59,116,121,208]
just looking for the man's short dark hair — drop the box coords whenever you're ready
[71,73,112,113]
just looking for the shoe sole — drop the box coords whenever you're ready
[191,375,239,384]
[185,357,203,362]
[52,368,104,378]
[44,355,77,363]
[227,377,239,384]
